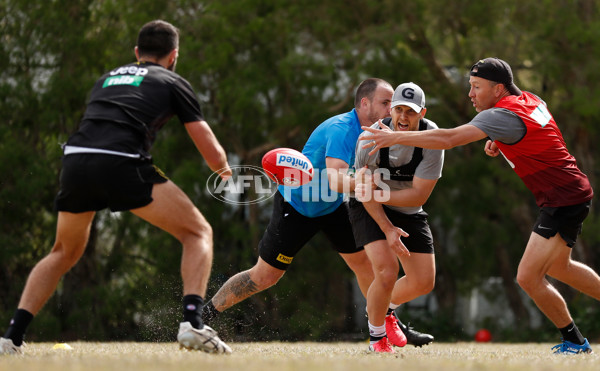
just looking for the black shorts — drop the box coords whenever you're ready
[54,154,168,213]
[348,198,434,254]
[258,192,362,270]
[533,201,591,247]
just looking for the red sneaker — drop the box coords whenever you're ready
[385,313,407,347]
[369,336,395,353]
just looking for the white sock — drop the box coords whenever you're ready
[389,303,400,310]
[368,321,386,344]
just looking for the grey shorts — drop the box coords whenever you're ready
[533,201,591,247]
[54,154,168,213]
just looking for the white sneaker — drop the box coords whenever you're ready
[0,337,22,355]
[177,322,232,354]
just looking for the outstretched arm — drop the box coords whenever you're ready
[185,120,232,180]
[361,121,488,155]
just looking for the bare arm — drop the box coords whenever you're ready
[185,120,232,179]
[325,157,355,193]
[374,177,438,208]
[361,121,488,155]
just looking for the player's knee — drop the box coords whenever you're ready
[249,267,284,289]
[49,243,84,272]
[200,221,213,242]
[375,267,398,291]
[415,278,435,296]
[181,217,213,246]
[516,269,535,293]
[427,279,435,294]
[516,276,530,293]
[252,273,281,290]
[194,216,213,238]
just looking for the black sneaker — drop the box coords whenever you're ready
[397,320,434,347]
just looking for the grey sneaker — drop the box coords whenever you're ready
[177,322,232,354]
[0,337,22,355]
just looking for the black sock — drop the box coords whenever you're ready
[3,309,34,346]
[559,321,585,345]
[201,301,221,325]
[370,334,385,342]
[182,295,204,329]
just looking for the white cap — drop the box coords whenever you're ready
[391,82,425,113]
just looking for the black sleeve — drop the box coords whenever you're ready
[172,77,204,124]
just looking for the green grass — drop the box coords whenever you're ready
[1,341,599,371]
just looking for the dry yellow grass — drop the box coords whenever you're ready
[1,341,599,371]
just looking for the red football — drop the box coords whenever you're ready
[261,148,314,186]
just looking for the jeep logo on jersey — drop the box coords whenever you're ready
[276,154,311,171]
[402,88,415,99]
[206,165,277,205]
[110,66,149,76]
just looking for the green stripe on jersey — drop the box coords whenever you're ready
[103,75,144,88]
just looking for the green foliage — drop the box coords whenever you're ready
[1,0,599,343]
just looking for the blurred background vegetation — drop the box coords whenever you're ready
[1,0,599,343]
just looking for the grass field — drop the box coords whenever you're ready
[1,341,599,371]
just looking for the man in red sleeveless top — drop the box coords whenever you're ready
[360,57,596,354]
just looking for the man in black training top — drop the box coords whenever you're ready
[0,20,232,355]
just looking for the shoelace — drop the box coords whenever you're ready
[374,337,393,351]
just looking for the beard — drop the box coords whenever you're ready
[368,112,385,126]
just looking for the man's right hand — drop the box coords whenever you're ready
[484,140,500,157]
[383,226,410,258]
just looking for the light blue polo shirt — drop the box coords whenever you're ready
[279,109,361,217]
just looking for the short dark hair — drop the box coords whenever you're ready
[354,78,390,108]
[136,20,179,59]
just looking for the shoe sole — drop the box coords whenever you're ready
[177,333,231,354]
[405,334,435,347]
[408,341,434,348]
[368,347,395,353]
